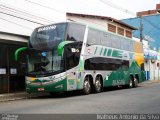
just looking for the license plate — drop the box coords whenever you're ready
[38,88,44,91]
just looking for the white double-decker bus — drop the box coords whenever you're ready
[16,22,145,95]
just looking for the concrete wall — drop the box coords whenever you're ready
[67,15,108,31]
[0,32,28,43]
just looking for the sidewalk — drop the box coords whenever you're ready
[0,80,160,102]
[0,92,49,102]
[139,80,160,85]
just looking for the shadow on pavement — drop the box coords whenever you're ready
[31,85,142,100]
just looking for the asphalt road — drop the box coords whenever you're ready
[0,82,160,115]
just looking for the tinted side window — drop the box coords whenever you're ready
[121,39,129,51]
[87,28,101,45]
[84,57,129,70]
[112,35,120,49]
[67,23,85,42]
[64,42,82,70]
[130,41,134,52]
[101,32,111,47]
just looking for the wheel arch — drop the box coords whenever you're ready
[129,74,134,81]
[135,74,140,83]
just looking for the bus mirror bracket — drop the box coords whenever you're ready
[14,47,28,61]
[57,41,74,56]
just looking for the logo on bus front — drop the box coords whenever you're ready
[37,25,56,32]
[87,48,92,54]
[71,48,79,53]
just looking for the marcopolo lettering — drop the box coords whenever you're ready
[38,25,56,32]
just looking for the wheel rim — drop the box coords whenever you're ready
[134,78,138,87]
[129,79,133,88]
[84,80,91,94]
[95,79,101,92]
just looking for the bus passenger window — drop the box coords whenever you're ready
[87,28,100,45]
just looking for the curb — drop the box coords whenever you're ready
[139,80,160,86]
[0,80,160,102]
[0,92,49,102]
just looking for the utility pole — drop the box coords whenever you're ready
[140,15,143,42]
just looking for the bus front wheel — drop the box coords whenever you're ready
[83,77,91,95]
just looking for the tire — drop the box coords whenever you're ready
[133,77,138,88]
[128,77,134,88]
[83,77,91,95]
[94,76,102,93]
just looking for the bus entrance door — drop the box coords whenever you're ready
[67,68,77,91]
[65,43,82,91]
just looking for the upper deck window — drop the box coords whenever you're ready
[66,23,86,42]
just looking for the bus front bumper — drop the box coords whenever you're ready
[26,78,67,93]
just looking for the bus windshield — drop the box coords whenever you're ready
[27,49,64,77]
[30,23,67,51]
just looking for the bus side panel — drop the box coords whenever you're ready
[26,78,67,93]
[103,69,129,87]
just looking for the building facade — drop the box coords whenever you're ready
[121,3,160,80]
[66,13,137,38]
[0,31,28,93]
[122,3,160,51]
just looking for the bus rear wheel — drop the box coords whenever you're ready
[94,76,102,93]
[128,77,134,88]
[83,77,91,95]
[133,77,138,87]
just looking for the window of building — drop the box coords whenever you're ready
[108,24,116,33]
[118,27,124,36]
[0,42,27,93]
[125,30,132,38]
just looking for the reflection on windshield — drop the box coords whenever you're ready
[30,23,67,51]
[28,49,63,76]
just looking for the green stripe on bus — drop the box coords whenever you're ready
[94,47,98,55]
[100,48,103,55]
[58,41,74,56]
[103,48,107,56]
[14,47,28,61]
[112,50,123,58]
[107,49,112,56]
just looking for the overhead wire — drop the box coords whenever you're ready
[24,0,65,14]
[99,0,159,40]
[99,0,159,28]
[25,0,159,33]
[0,4,54,24]
[24,0,111,28]
[0,11,44,25]
[99,0,136,16]
[2,0,158,41]
[0,17,33,30]
[24,0,118,28]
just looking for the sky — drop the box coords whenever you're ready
[0,0,160,35]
